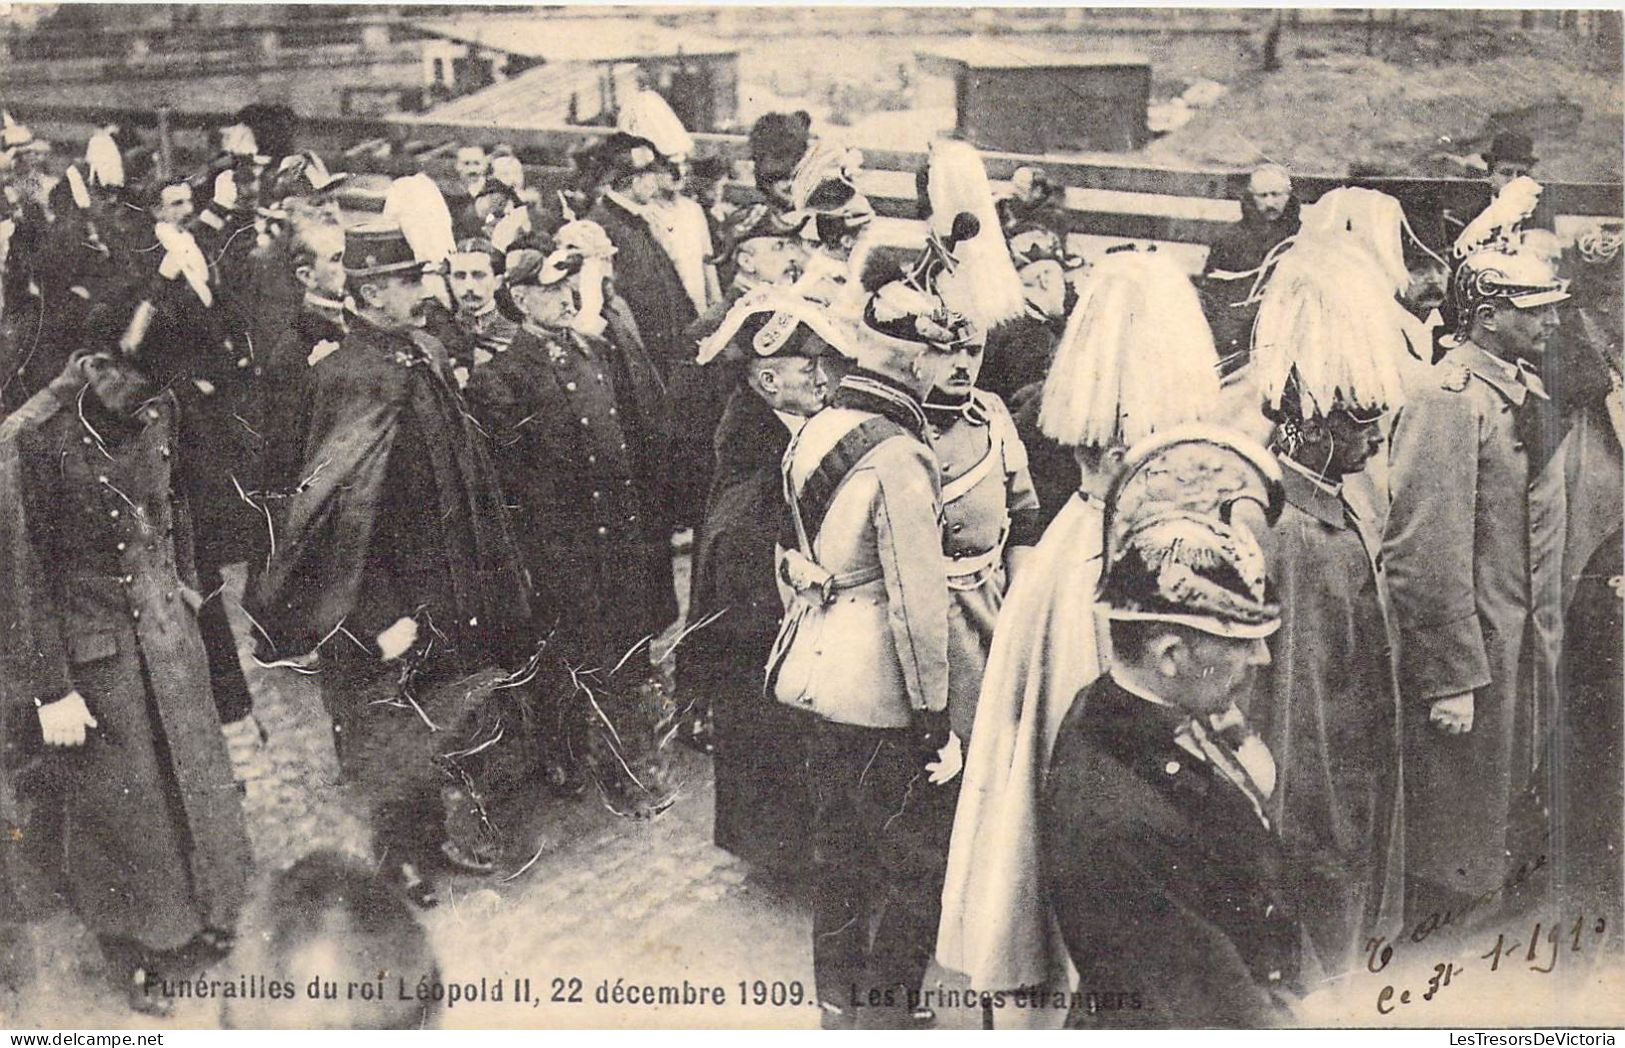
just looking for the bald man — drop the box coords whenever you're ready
[1202,164,1301,362]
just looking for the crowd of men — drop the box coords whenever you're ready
[0,91,1621,1031]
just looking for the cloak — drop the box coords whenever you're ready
[935,490,1106,991]
[249,319,530,666]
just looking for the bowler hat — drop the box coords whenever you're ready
[1485,131,1537,168]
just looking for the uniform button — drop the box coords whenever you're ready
[121,574,133,585]
[628,514,638,524]
[618,441,627,451]
[131,609,141,621]
[116,542,126,552]
[609,407,617,417]
[565,382,577,392]
[587,454,597,465]
[97,475,108,484]
[165,591,174,602]
[1265,903,1276,918]
[580,417,590,426]
[596,526,609,537]
[622,478,632,487]
[146,408,159,421]
[82,436,93,446]
[1165,761,1180,775]
[109,509,120,519]
[160,447,170,458]
[591,491,602,500]
[1267,970,1282,983]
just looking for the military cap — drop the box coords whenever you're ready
[343,222,434,279]
[1100,424,1283,639]
[696,286,853,365]
[1451,247,1569,336]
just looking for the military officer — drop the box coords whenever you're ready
[768,279,960,1029]
[923,333,1040,744]
[1382,247,1571,923]
[0,344,251,1015]
[684,287,837,871]
[464,238,664,666]
[429,237,519,377]
[1042,432,1299,1028]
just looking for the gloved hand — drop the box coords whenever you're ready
[926,731,963,785]
[39,691,98,748]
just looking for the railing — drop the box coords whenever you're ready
[16,102,1623,264]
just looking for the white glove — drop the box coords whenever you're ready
[926,730,964,785]
[1429,692,1475,735]
[39,691,98,748]
[377,616,419,661]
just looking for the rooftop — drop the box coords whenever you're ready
[412,16,737,63]
[916,42,1148,71]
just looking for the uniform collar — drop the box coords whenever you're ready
[1454,341,1549,406]
[1277,455,1352,530]
[832,368,928,440]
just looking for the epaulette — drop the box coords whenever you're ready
[1439,362,1471,392]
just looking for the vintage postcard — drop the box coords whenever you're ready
[0,2,1621,1033]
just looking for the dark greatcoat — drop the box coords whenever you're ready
[1252,460,1404,972]
[590,194,711,531]
[680,384,810,872]
[0,388,249,950]
[1042,674,1302,1028]
[1382,342,1567,900]
[258,303,345,499]
[248,318,531,667]
[463,323,662,663]
[1201,196,1301,365]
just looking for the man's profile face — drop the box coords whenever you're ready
[736,235,805,286]
[1488,300,1560,359]
[1323,407,1387,477]
[757,354,828,417]
[1247,170,1291,222]
[447,252,498,313]
[1173,631,1271,717]
[297,228,347,299]
[362,273,429,329]
[456,148,488,186]
[513,281,577,330]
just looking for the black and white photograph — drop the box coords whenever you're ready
[0,2,1621,1032]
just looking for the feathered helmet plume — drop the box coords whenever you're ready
[1038,249,1220,449]
[1454,175,1543,259]
[1251,232,1411,418]
[917,139,1026,330]
[616,89,694,163]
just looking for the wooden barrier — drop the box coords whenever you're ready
[17,101,1623,259]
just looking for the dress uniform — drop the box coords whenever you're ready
[682,290,842,873]
[1042,436,1298,1029]
[768,290,955,1027]
[464,255,663,664]
[925,388,1040,739]
[1383,249,1570,910]
[0,372,249,1006]
[937,251,1226,1000]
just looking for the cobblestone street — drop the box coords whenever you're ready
[0,561,983,1031]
